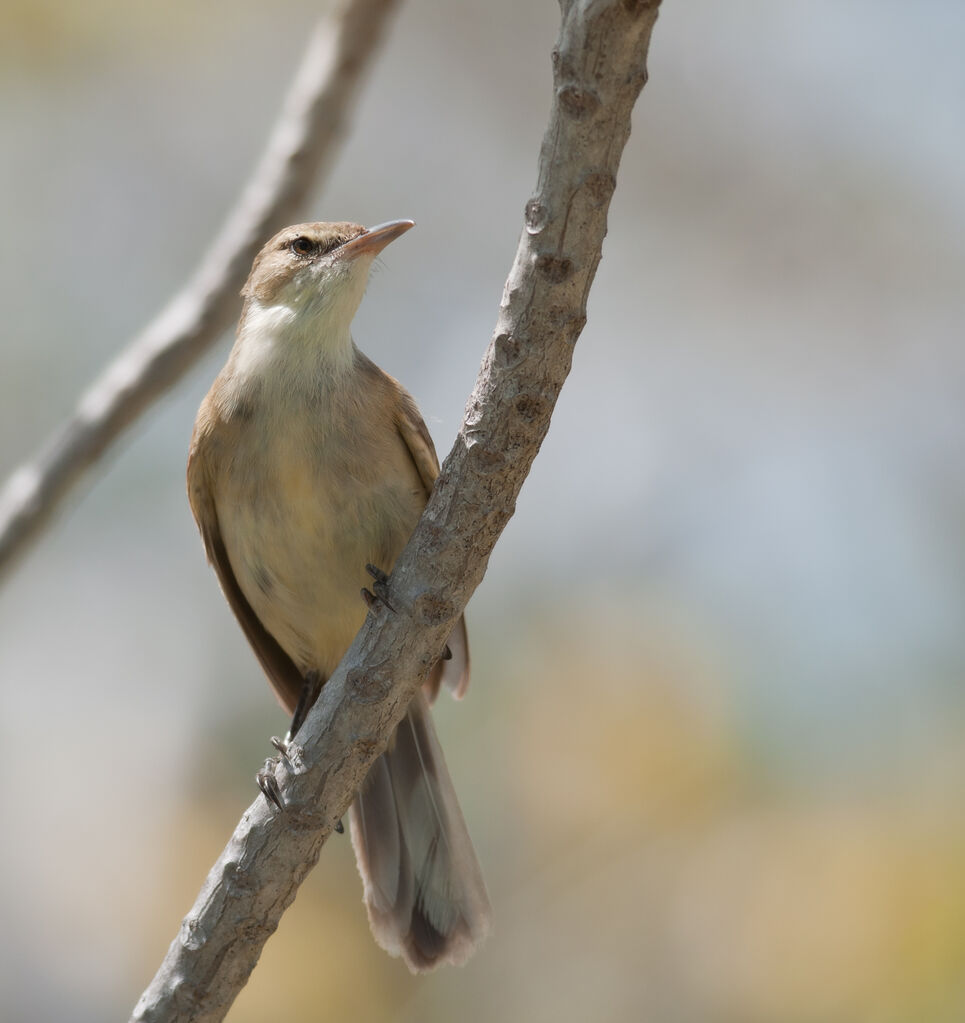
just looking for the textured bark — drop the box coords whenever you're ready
[131,1,661,1020]
[0,0,401,580]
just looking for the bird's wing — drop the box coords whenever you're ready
[394,388,471,701]
[393,387,441,494]
[187,428,304,715]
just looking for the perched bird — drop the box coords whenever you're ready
[187,219,491,972]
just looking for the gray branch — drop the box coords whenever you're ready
[0,0,401,580]
[130,1,662,1020]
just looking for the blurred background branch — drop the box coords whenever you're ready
[0,0,400,581]
[131,2,661,1020]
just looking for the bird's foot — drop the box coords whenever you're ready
[361,563,395,612]
[258,740,343,834]
[257,668,325,809]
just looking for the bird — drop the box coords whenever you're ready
[186,219,491,972]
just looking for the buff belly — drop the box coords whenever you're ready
[215,411,425,679]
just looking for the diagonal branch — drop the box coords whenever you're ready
[0,0,401,581]
[130,1,662,1020]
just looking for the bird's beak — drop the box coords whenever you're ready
[337,219,415,261]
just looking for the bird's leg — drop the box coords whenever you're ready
[257,670,324,812]
[286,670,325,746]
[361,563,395,612]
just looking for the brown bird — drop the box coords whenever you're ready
[187,219,491,972]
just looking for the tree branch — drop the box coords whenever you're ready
[130,1,661,1019]
[0,0,401,581]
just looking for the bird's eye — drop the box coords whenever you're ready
[290,236,317,257]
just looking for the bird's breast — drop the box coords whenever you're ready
[214,392,425,677]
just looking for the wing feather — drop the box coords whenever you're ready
[187,427,304,715]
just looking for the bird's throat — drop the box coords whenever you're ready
[231,296,357,389]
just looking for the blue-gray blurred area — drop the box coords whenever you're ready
[2,1,964,1020]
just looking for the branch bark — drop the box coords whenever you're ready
[0,0,401,581]
[131,1,661,1020]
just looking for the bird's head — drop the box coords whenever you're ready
[239,219,415,359]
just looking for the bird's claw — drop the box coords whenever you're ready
[257,758,285,811]
[362,563,395,612]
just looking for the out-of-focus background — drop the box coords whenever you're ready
[1,1,964,1019]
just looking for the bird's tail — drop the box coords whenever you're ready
[348,691,492,971]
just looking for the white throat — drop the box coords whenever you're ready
[230,254,376,389]
[232,299,355,386]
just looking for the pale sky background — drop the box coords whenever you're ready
[1,2,964,1020]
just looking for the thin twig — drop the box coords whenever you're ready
[0,0,401,580]
[130,2,662,1020]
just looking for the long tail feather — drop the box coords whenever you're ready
[349,692,491,971]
